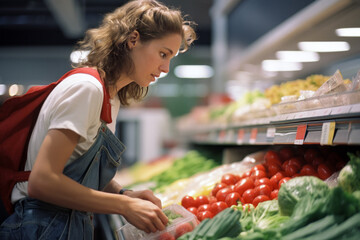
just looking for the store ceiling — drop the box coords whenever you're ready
[0,0,212,46]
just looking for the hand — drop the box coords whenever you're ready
[124,189,162,208]
[122,197,168,233]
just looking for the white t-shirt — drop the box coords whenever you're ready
[11,73,120,203]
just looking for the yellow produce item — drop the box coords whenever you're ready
[129,156,175,183]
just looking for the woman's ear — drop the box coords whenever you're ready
[127,30,140,49]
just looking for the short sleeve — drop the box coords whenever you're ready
[48,77,103,141]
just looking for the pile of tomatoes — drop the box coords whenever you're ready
[181,147,347,222]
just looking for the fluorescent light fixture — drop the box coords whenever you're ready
[0,84,6,95]
[70,50,90,63]
[262,60,302,72]
[336,28,360,37]
[174,65,214,78]
[276,51,320,62]
[9,84,24,96]
[298,41,350,52]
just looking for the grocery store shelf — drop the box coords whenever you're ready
[212,0,360,83]
[185,103,360,146]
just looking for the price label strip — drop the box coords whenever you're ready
[249,128,258,144]
[320,122,336,145]
[218,130,226,143]
[237,129,245,144]
[294,124,307,145]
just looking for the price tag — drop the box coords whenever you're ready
[294,124,307,145]
[249,128,258,144]
[320,122,336,145]
[237,129,245,144]
[218,130,226,142]
[226,129,235,143]
[266,127,276,138]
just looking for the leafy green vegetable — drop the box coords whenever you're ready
[338,152,360,193]
[278,176,330,216]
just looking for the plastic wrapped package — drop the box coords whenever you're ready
[117,204,198,240]
[172,151,266,205]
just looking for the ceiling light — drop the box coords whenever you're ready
[0,84,6,95]
[298,41,350,52]
[9,84,24,96]
[174,65,214,78]
[262,60,302,72]
[336,28,360,37]
[276,51,320,62]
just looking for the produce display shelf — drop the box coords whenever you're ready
[190,103,360,146]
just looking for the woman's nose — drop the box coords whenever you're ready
[159,62,170,73]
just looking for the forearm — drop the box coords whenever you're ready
[103,178,123,194]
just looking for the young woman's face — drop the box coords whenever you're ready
[128,33,182,87]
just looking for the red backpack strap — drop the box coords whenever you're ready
[58,68,112,123]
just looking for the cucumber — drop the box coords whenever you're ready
[282,215,338,240]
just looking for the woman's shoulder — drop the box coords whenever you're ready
[56,72,104,97]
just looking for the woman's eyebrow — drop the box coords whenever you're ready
[163,47,174,55]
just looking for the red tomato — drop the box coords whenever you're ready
[279,147,294,161]
[288,157,304,169]
[186,207,198,216]
[253,184,272,197]
[270,189,279,199]
[242,189,256,204]
[278,177,291,189]
[181,195,196,209]
[250,170,267,181]
[284,164,299,177]
[216,187,232,202]
[252,195,270,207]
[210,201,228,215]
[242,170,252,178]
[221,173,238,185]
[312,156,325,167]
[317,164,333,180]
[252,164,266,173]
[208,196,217,205]
[304,148,321,163]
[282,160,290,171]
[211,182,228,197]
[254,178,272,190]
[194,195,209,207]
[175,222,193,238]
[225,192,241,207]
[265,150,282,166]
[270,172,285,190]
[197,211,213,221]
[197,204,211,213]
[159,232,175,240]
[267,163,281,177]
[300,164,317,176]
[234,177,254,196]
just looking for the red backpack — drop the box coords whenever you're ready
[0,68,112,215]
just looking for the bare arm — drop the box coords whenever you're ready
[28,128,167,233]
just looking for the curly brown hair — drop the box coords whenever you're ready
[74,0,196,105]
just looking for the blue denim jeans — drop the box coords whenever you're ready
[0,123,125,240]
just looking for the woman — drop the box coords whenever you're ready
[0,0,196,239]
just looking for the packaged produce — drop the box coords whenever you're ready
[117,204,198,240]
